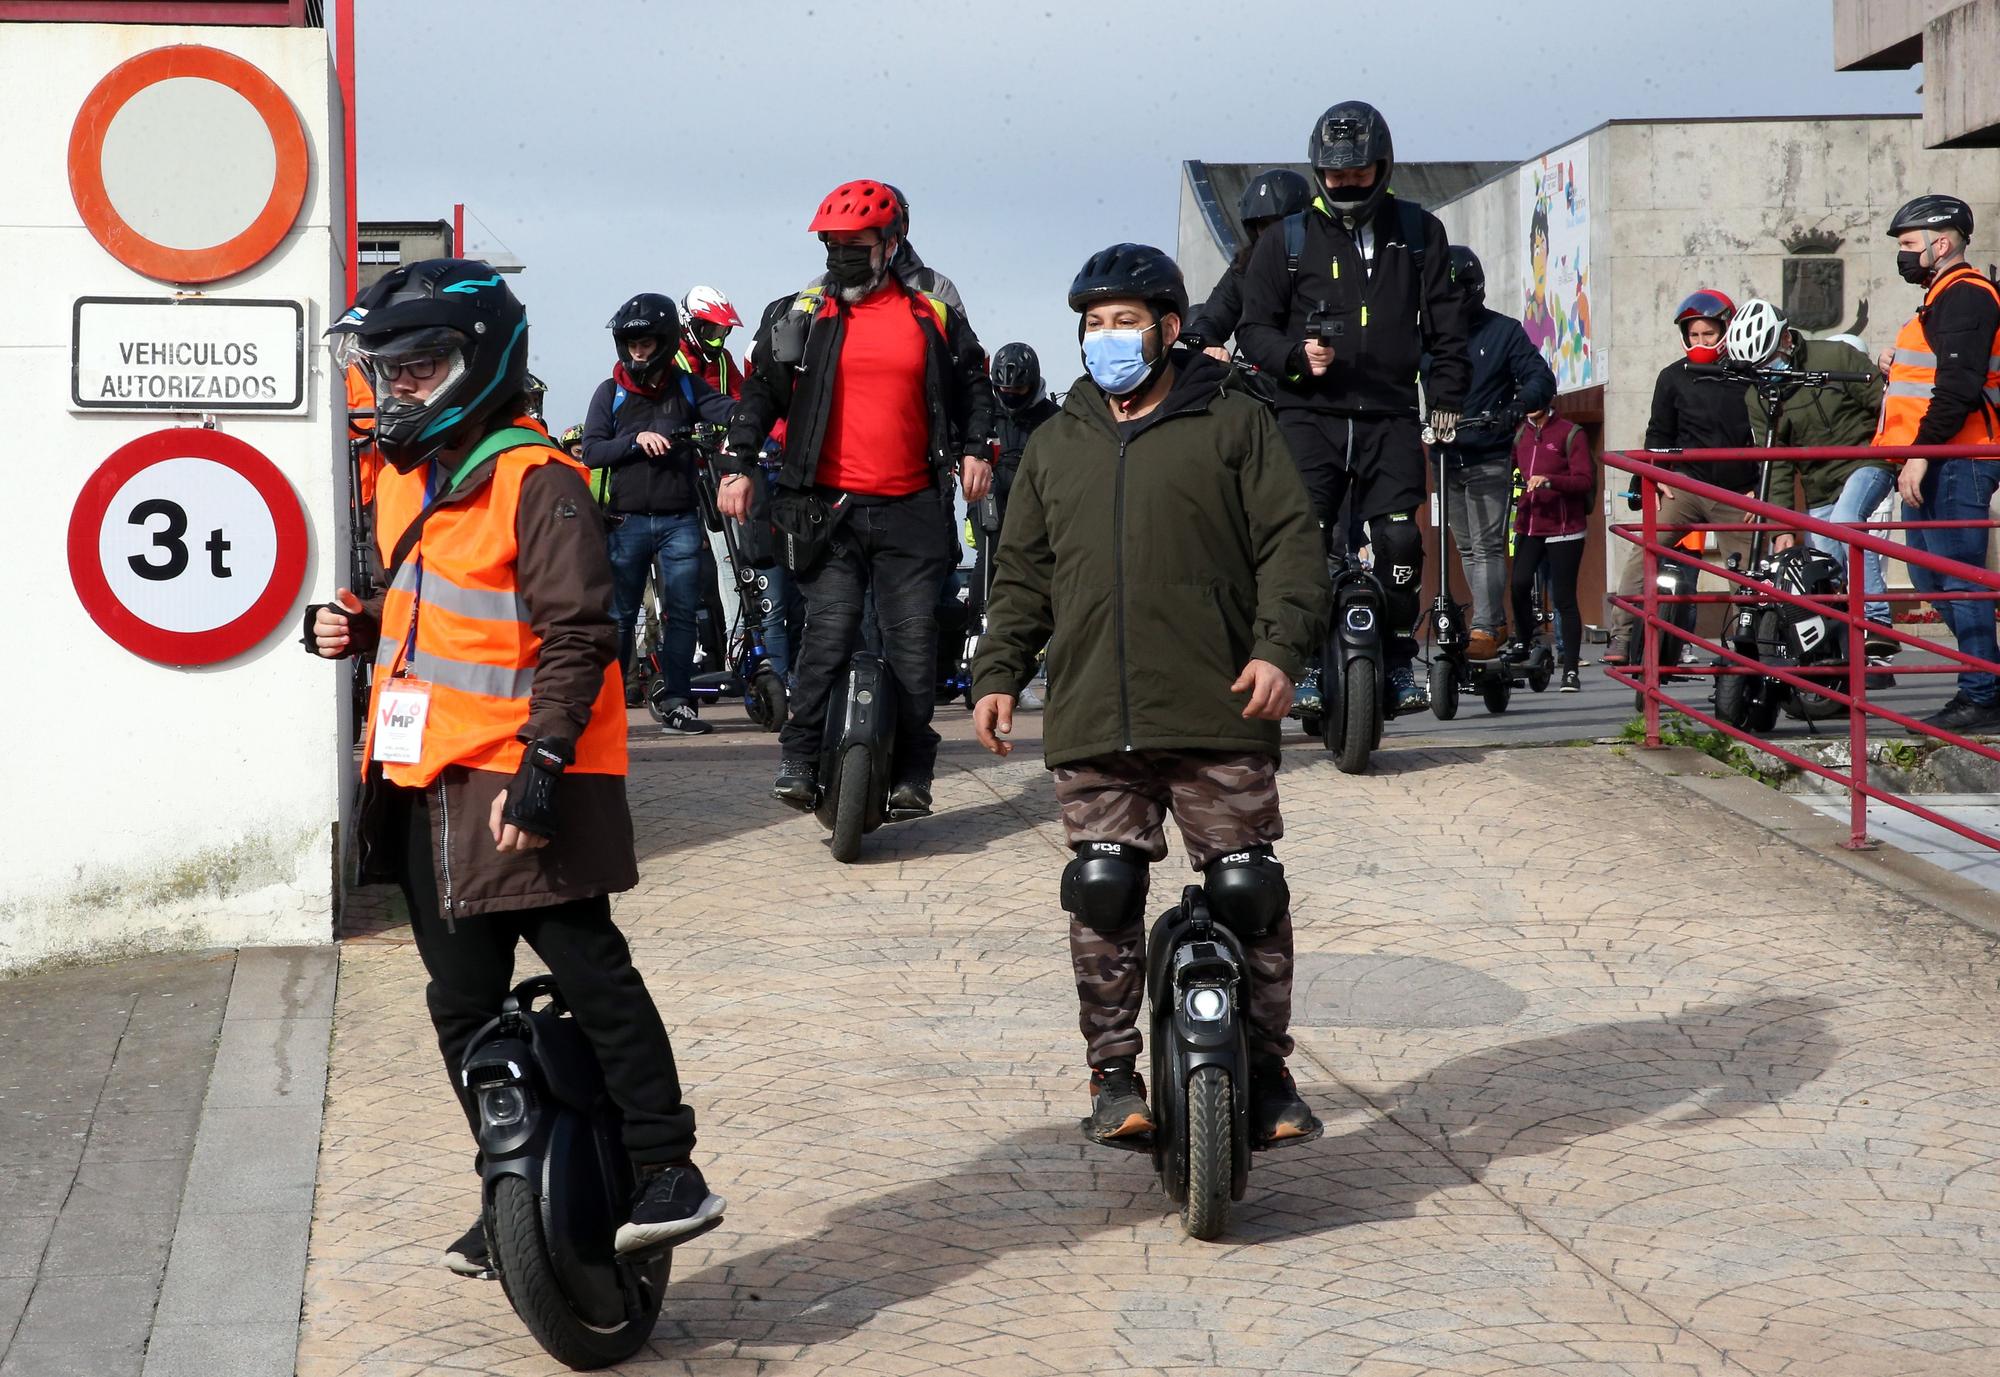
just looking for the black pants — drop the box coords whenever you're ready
[395,787,695,1165]
[1510,535,1585,672]
[1275,410,1426,663]
[780,487,954,778]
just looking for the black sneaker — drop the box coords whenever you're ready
[1865,657,1896,693]
[772,757,818,807]
[443,1220,493,1278]
[1250,1058,1323,1148]
[614,1163,725,1255]
[887,778,933,815]
[658,700,711,735]
[1925,696,2000,734]
[1559,669,1581,693]
[1864,622,1900,658]
[1083,1063,1154,1143]
[1500,639,1533,665]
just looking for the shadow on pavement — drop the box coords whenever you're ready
[653,995,1834,1355]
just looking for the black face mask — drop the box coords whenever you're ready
[1897,249,1933,285]
[825,242,879,290]
[1324,182,1371,204]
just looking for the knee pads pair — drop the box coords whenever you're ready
[1061,842,1149,935]
[1373,514,1423,590]
[1202,845,1289,941]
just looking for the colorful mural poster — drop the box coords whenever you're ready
[1521,142,1595,392]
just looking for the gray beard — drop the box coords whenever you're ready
[835,267,889,304]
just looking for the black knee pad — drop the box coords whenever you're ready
[1373,514,1424,591]
[1060,842,1150,935]
[1202,844,1289,941]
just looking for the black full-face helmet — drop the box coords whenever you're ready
[991,342,1042,408]
[1308,100,1395,224]
[1448,245,1486,307]
[607,292,681,387]
[325,258,529,470]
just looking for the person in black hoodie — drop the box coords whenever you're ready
[1236,101,1472,714]
[1186,169,1313,357]
[580,292,735,733]
[1603,289,1755,663]
[1426,245,1556,660]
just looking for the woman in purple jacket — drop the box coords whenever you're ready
[1504,408,1596,691]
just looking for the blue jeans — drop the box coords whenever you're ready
[1904,459,2000,705]
[1804,464,1895,627]
[609,511,704,702]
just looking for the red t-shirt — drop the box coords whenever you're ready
[818,285,931,496]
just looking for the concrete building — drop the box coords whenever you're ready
[1835,0,2000,147]
[356,218,453,289]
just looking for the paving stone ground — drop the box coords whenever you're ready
[301,707,2000,1376]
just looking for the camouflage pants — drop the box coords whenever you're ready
[1052,750,1294,1066]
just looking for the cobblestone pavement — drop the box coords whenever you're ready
[301,710,2000,1376]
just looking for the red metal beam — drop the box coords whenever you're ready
[452,203,464,258]
[336,0,356,305]
[0,1,305,20]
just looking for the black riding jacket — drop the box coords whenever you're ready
[1235,194,1472,417]
[1644,361,1757,492]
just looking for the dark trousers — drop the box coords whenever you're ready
[395,788,695,1165]
[1511,535,1585,672]
[779,487,953,778]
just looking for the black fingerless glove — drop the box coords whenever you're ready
[502,738,574,838]
[299,601,380,658]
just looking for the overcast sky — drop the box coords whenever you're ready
[349,0,1918,428]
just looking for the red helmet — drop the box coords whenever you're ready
[1673,288,1736,364]
[682,285,741,330]
[809,180,901,234]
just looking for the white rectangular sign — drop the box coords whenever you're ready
[72,297,305,413]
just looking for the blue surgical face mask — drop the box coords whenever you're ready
[1081,324,1158,396]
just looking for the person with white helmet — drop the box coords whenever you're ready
[1726,299,1893,658]
[679,286,746,397]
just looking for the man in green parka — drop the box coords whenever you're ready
[970,244,1331,1149]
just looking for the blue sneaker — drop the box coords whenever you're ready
[1291,668,1324,716]
[1388,665,1428,715]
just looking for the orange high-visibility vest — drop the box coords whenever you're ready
[1876,265,2000,447]
[360,421,627,787]
[345,365,381,505]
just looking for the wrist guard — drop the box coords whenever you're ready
[502,738,574,838]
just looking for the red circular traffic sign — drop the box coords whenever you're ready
[68,429,308,665]
[67,44,310,284]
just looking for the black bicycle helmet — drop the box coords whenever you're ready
[1067,243,1188,321]
[1887,193,1974,241]
[325,258,529,470]
[606,292,680,386]
[1448,245,1486,305]
[1307,100,1395,223]
[1237,169,1312,227]
[991,342,1042,401]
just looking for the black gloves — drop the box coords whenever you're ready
[299,600,380,658]
[502,738,575,838]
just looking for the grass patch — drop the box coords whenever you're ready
[1617,716,1787,787]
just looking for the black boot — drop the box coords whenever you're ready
[1250,1057,1322,1148]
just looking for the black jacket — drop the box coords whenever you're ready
[1644,361,1757,492]
[993,394,1060,518]
[1187,264,1245,349]
[578,371,735,514]
[1235,196,1472,417]
[1914,265,2000,445]
[726,278,992,491]
[1426,308,1556,463]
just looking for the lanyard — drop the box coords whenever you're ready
[396,447,491,673]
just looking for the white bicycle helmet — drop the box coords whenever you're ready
[1725,298,1786,367]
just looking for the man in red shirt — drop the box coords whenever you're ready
[723,180,993,814]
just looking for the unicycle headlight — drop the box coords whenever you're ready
[1184,986,1230,1024]
[479,1083,531,1129]
[1345,606,1375,634]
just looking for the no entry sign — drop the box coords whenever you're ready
[68,428,308,665]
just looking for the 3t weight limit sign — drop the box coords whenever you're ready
[68,430,307,665]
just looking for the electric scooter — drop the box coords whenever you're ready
[1140,884,1251,1240]
[1423,412,1526,719]
[674,427,788,731]
[461,976,708,1370]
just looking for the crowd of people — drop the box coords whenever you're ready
[304,93,2000,1276]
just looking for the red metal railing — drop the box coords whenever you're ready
[1603,444,2000,853]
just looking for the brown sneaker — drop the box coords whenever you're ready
[1466,629,1502,661]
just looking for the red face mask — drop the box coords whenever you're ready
[1684,342,1722,365]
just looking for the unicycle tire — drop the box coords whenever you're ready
[1336,660,1377,775]
[1428,658,1458,721]
[829,742,871,864]
[488,1174,666,1371]
[1181,1064,1233,1241]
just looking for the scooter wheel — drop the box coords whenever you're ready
[488,1174,665,1370]
[829,742,870,864]
[1428,659,1459,721]
[1297,712,1323,739]
[1482,675,1512,715]
[1180,1065,1233,1241]
[753,674,788,733]
[1527,666,1551,693]
[1336,660,1378,775]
